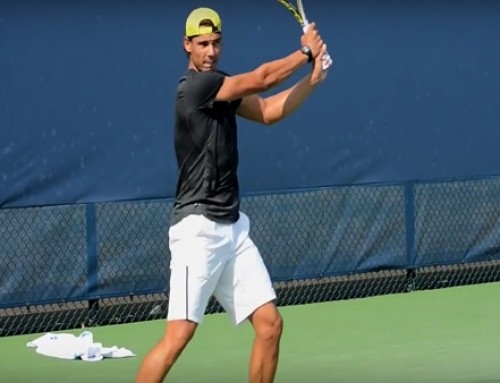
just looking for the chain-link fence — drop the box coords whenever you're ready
[1,177,500,336]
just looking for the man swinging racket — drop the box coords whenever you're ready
[135,6,330,383]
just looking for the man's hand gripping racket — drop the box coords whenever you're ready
[277,0,333,72]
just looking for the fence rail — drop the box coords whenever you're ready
[1,176,500,336]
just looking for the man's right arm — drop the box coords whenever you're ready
[215,50,309,102]
[215,23,324,102]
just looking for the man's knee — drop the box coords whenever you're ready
[252,306,283,342]
[266,313,283,341]
[164,320,197,352]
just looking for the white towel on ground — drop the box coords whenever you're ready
[26,331,135,362]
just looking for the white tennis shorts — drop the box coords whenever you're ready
[167,212,276,326]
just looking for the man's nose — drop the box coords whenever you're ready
[207,43,216,56]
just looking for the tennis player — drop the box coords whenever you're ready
[135,7,328,383]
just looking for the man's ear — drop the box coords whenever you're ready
[183,37,192,54]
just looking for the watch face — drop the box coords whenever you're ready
[301,45,313,61]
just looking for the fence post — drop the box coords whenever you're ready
[85,203,99,324]
[405,182,416,291]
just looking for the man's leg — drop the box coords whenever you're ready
[134,320,197,383]
[135,214,227,383]
[248,302,283,383]
[215,262,282,383]
[214,212,281,382]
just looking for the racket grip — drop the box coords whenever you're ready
[302,24,333,71]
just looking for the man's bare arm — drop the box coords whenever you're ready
[237,44,328,125]
[215,23,324,102]
[215,51,309,102]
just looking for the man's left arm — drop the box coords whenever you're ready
[237,45,328,125]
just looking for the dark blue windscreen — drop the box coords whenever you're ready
[1,0,500,208]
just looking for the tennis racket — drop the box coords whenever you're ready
[277,0,333,70]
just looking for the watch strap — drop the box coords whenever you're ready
[300,45,313,63]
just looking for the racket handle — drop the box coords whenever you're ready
[302,24,333,71]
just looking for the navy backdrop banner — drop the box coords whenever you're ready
[1,1,500,309]
[1,0,500,208]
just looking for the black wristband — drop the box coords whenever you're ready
[300,45,314,63]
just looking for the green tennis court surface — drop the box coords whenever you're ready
[1,282,499,383]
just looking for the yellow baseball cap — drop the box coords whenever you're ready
[185,7,222,37]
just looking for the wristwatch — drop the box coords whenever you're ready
[300,45,313,63]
